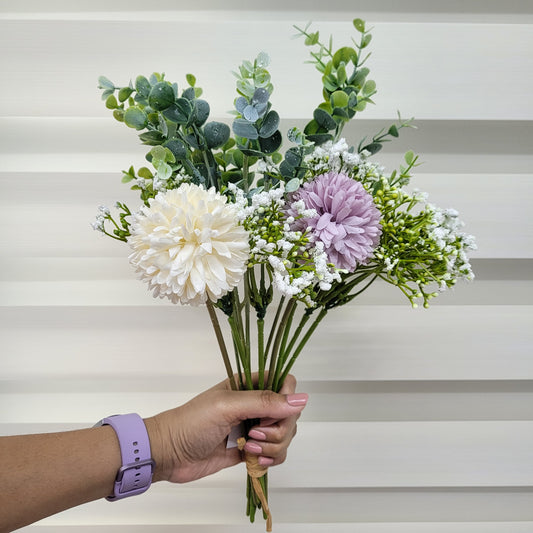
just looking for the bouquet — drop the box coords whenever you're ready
[93,18,476,530]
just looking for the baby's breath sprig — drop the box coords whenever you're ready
[91,202,132,242]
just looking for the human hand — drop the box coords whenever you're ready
[145,374,307,484]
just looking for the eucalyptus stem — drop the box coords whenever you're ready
[206,299,237,391]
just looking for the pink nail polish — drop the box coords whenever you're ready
[248,429,267,441]
[258,456,274,466]
[286,393,308,407]
[244,441,263,454]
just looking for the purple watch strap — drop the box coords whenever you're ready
[98,413,155,501]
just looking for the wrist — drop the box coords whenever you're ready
[143,415,173,483]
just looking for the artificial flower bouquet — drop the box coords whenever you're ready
[94,18,475,530]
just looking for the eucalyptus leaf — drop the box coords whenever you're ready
[204,121,230,149]
[330,90,349,108]
[272,152,283,164]
[236,79,255,99]
[186,73,196,86]
[306,133,333,145]
[233,118,259,140]
[252,88,270,105]
[100,88,114,101]
[139,130,165,145]
[280,160,295,179]
[193,99,210,126]
[353,18,366,33]
[105,94,118,109]
[243,105,259,122]
[361,34,372,48]
[256,51,270,68]
[332,47,357,68]
[135,76,151,98]
[164,139,188,160]
[284,148,301,167]
[259,130,282,154]
[163,98,193,125]
[118,87,134,102]
[113,109,125,122]
[259,110,280,138]
[235,96,248,114]
[138,167,154,179]
[182,87,196,101]
[313,108,336,131]
[124,107,148,130]
[287,127,305,144]
[363,79,376,95]
[405,150,415,165]
[253,69,271,88]
[362,142,382,155]
[285,177,300,193]
[388,124,399,137]
[98,76,115,90]
[149,82,175,111]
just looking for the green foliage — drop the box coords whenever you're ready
[96,18,412,216]
[293,19,378,145]
[358,112,416,155]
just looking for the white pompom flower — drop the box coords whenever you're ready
[128,183,250,305]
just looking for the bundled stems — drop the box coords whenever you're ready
[206,299,238,391]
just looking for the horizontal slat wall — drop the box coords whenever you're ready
[1,1,533,532]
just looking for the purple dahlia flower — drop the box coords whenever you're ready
[287,172,382,272]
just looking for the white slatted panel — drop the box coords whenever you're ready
[1,1,533,531]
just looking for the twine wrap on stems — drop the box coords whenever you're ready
[237,437,272,532]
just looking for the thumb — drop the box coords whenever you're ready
[223,389,308,425]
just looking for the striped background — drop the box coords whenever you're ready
[1,1,532,531]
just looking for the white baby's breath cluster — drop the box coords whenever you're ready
[228,182,340,304]
[91,205,110,232]
[305,138,386,187]
[426,205,477,289]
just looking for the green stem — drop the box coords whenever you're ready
[257,317,265,389]
[283,311,311,365]
[206,299,237,391]
[264,296,285,362]
[266,298,297,390]
[242,154,250,194]
[276,307,328,391]
[228,316,252,390]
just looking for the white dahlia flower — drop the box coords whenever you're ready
[128,183,250,305]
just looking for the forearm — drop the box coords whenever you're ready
[0,425,121,532]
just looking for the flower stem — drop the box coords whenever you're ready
[257,317,265,389]
[264,296,285,364]
[206,299,237,391]
[266,298,297,390]
[276,307,328,391]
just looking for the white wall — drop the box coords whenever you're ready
[1,1,533,531]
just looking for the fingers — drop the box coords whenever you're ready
[241,375,306,467]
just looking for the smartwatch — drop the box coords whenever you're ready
[94,413,155,501]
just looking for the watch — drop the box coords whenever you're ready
[94,413,155,501]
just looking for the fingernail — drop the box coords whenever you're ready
[248,429,267,441]
[258,456,274,466]
[286,393,308,407]
[244,441,263,454]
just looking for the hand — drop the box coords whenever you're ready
[146,374,308,484]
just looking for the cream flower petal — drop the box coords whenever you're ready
[128,183,250,306]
